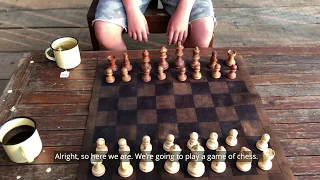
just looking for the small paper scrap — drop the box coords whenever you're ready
[46,167,51,173]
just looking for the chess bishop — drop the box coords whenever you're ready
[211,146,227,173]
[187,143,205,178]
[164,144,182,174]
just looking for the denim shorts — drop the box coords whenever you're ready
[93,0,217,31]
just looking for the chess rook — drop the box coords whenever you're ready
[208,50,218,69]
[227,64,237,80]
[159,46,169,70]
[226,50,236,66]
[256,134,270,151]
[178,67,187,82]
[141,50,152,72]
[226,129,238,146]
[142,69,151,82]
[190,47,200,69]
[163,134,175,152]
[258,148,275,171]
[192,64,202,80]
[123,52,132,71]
[212,64,221,79]
[91,154,106,177]
[236,147,253,172]
[157,65,166,80]
[187,143,205,178]
[174,41,185,69]
[187,132,199,150]
[121,67,131,82]
[206,132,219,150]
[105,67,115,83]
[96,138,108,155]
[107,55,118,72]
[211,146,227,173]
[164,144,182,174]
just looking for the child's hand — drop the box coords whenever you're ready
[127,9,149,42]
[167,11,189,45]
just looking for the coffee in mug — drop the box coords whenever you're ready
[0,117,42,163]
[45,37,81,69]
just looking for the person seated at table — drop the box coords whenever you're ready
[92,0,217,51]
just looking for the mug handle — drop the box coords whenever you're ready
[21,145,34,163]
[45,48,56,61]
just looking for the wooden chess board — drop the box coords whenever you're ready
[76,49,294,180]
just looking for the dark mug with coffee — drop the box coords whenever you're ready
[0,117,42,163]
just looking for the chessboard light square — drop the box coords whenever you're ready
[196,107,219,122]
[236,105,259,120]
[156,95,175,109]
[231,93,253,105]
[137,96,156,109]
[178,123,200,139]
[116,125,137,141]
[155,82,173,96]
[198,122,222,138]
[212,94,234,107]
[176,108,197,123]
[175,95,195,108]
[100,86,119,97]
[215,106,238,121]
[96,111,117,126]
[173,82,192,95]
[208,81,229,94]
[98,97,118,111]
[117,110,137,125]
[193,94,214,108]
[241,120,264,136]
[137,84,155,96]
[190,82,211,94]
[227,81,248,93]
[118,97,137,110]
[119,84,137,97]
[157,123,179,140]
[157,109,177,123]
[137,109,157,124]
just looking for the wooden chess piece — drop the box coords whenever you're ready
[159,46,169,70]
[141,50,152,72]
[236,147,253,172]
[123,52,132,71]
[164,144,182,174]
[91,154,106,177]
[121,67,131,82]
[105,67,115,83]
[118,138,133,178]
[227,64,237,80]
[206,132,219,150]
[190,47,200,69]
[226,49,236,66]
[139,135,154,173]
[142,68,151,82]
[178,67,187,82]
[212,64,221,79]
[187,132,199,150]
[226,129,238,147]
[192,64,202,80]
[211,146,227,173]
[256,134,270,151]
[163,134,175,152]
[208,50,218,69]
[174,41,185,69]
[157,65,166,80]
[96,138,108,155]
[187,143,205,177]
[107,55,118,71]
[258,148,275,171]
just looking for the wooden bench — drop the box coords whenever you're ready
[87,0,214,50]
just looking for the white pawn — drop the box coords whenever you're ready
[211,146,227,173]
[187,132,199,150]
[187,143,205,177]
[96,138,108,155]
[236,147,252,172]
[226,129,238,147]
[258,148,275,171]
[164,144,182,174]
[163,134,175,152]
[206,132,219,150]
[256,134,270,151]
[118,138,133,178]
[91,154,106,177]
[139,135,154,173]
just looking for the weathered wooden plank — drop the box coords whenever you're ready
[20,91,91,104]
[252,74,320,85]
[0,53,23,79]
[256,84,320,97]
[0,0,90,10]
[31,69,96,81]
[267,109,320,124]
[40,130,84,146]
[244,55,320,66]
[273,123,320,139]
[14,103,89,116]
[248,64,320,75]
[0,146,81,165]
[34,60,98,70]
[25,80,94,92]
[296,175,320,180]
[0,79,9,95]
[0,164,78,180]
[280,139,320,156]
[287,156,320,176]
[31,116,87,130]
[262,96,320,109]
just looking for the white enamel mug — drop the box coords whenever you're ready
[0,117,42,163]
[45,37,81,69]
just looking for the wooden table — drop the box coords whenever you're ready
[0,47,319,179]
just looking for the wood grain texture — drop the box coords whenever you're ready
[252,74,320,85]
[266,109,320,124]
[244,55,320,66]
[0,53,23,79]
[31,69,96,80]
[25,79,94,92]
[280,139,320,156]
[262,96,320,109]
[248,64,320,75]
[287,156,320,176]
[274,123,320,139]
[0,0,90,10]
[29,116,87,130]
[20,91,92,104]
[256,84,320,97]
[39,130,84,146]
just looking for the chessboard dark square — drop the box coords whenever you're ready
[230,158,258,176]
[137,96,156,109]
[231,93,253,105]
[119,73,138,85]
[246,136,263,152]
[212,94,233,107]
[158,123,179,140]
[190,82,211,94]
[157,109,177,123]
[208,162,233,177]
[117,110,137,125]
[209,81,229,94]
[93,126,116,142]
[178,123,200,139]
[193,94,214,108]
[219,121,245,137]
[215,106,239,121]
[241,120,265,136]
[175,95,195,108]
[136,124,158,141]
[156,95,175,109]
[119,84,137,97]
[173,82,192,95]
[199,122,221,138]
[236,105,259,120]
[96,111,117,126]
[196,107,219,122]
[98,97,118,111]
[155,83,173,95]
[176,108,197,123]
[116,125,137,141]
[224,136,249,152]
[137,110,157,124]
[118,97,137,110]
[137,84,155,96]
[227,81,248,93]
[100,86,119,97]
